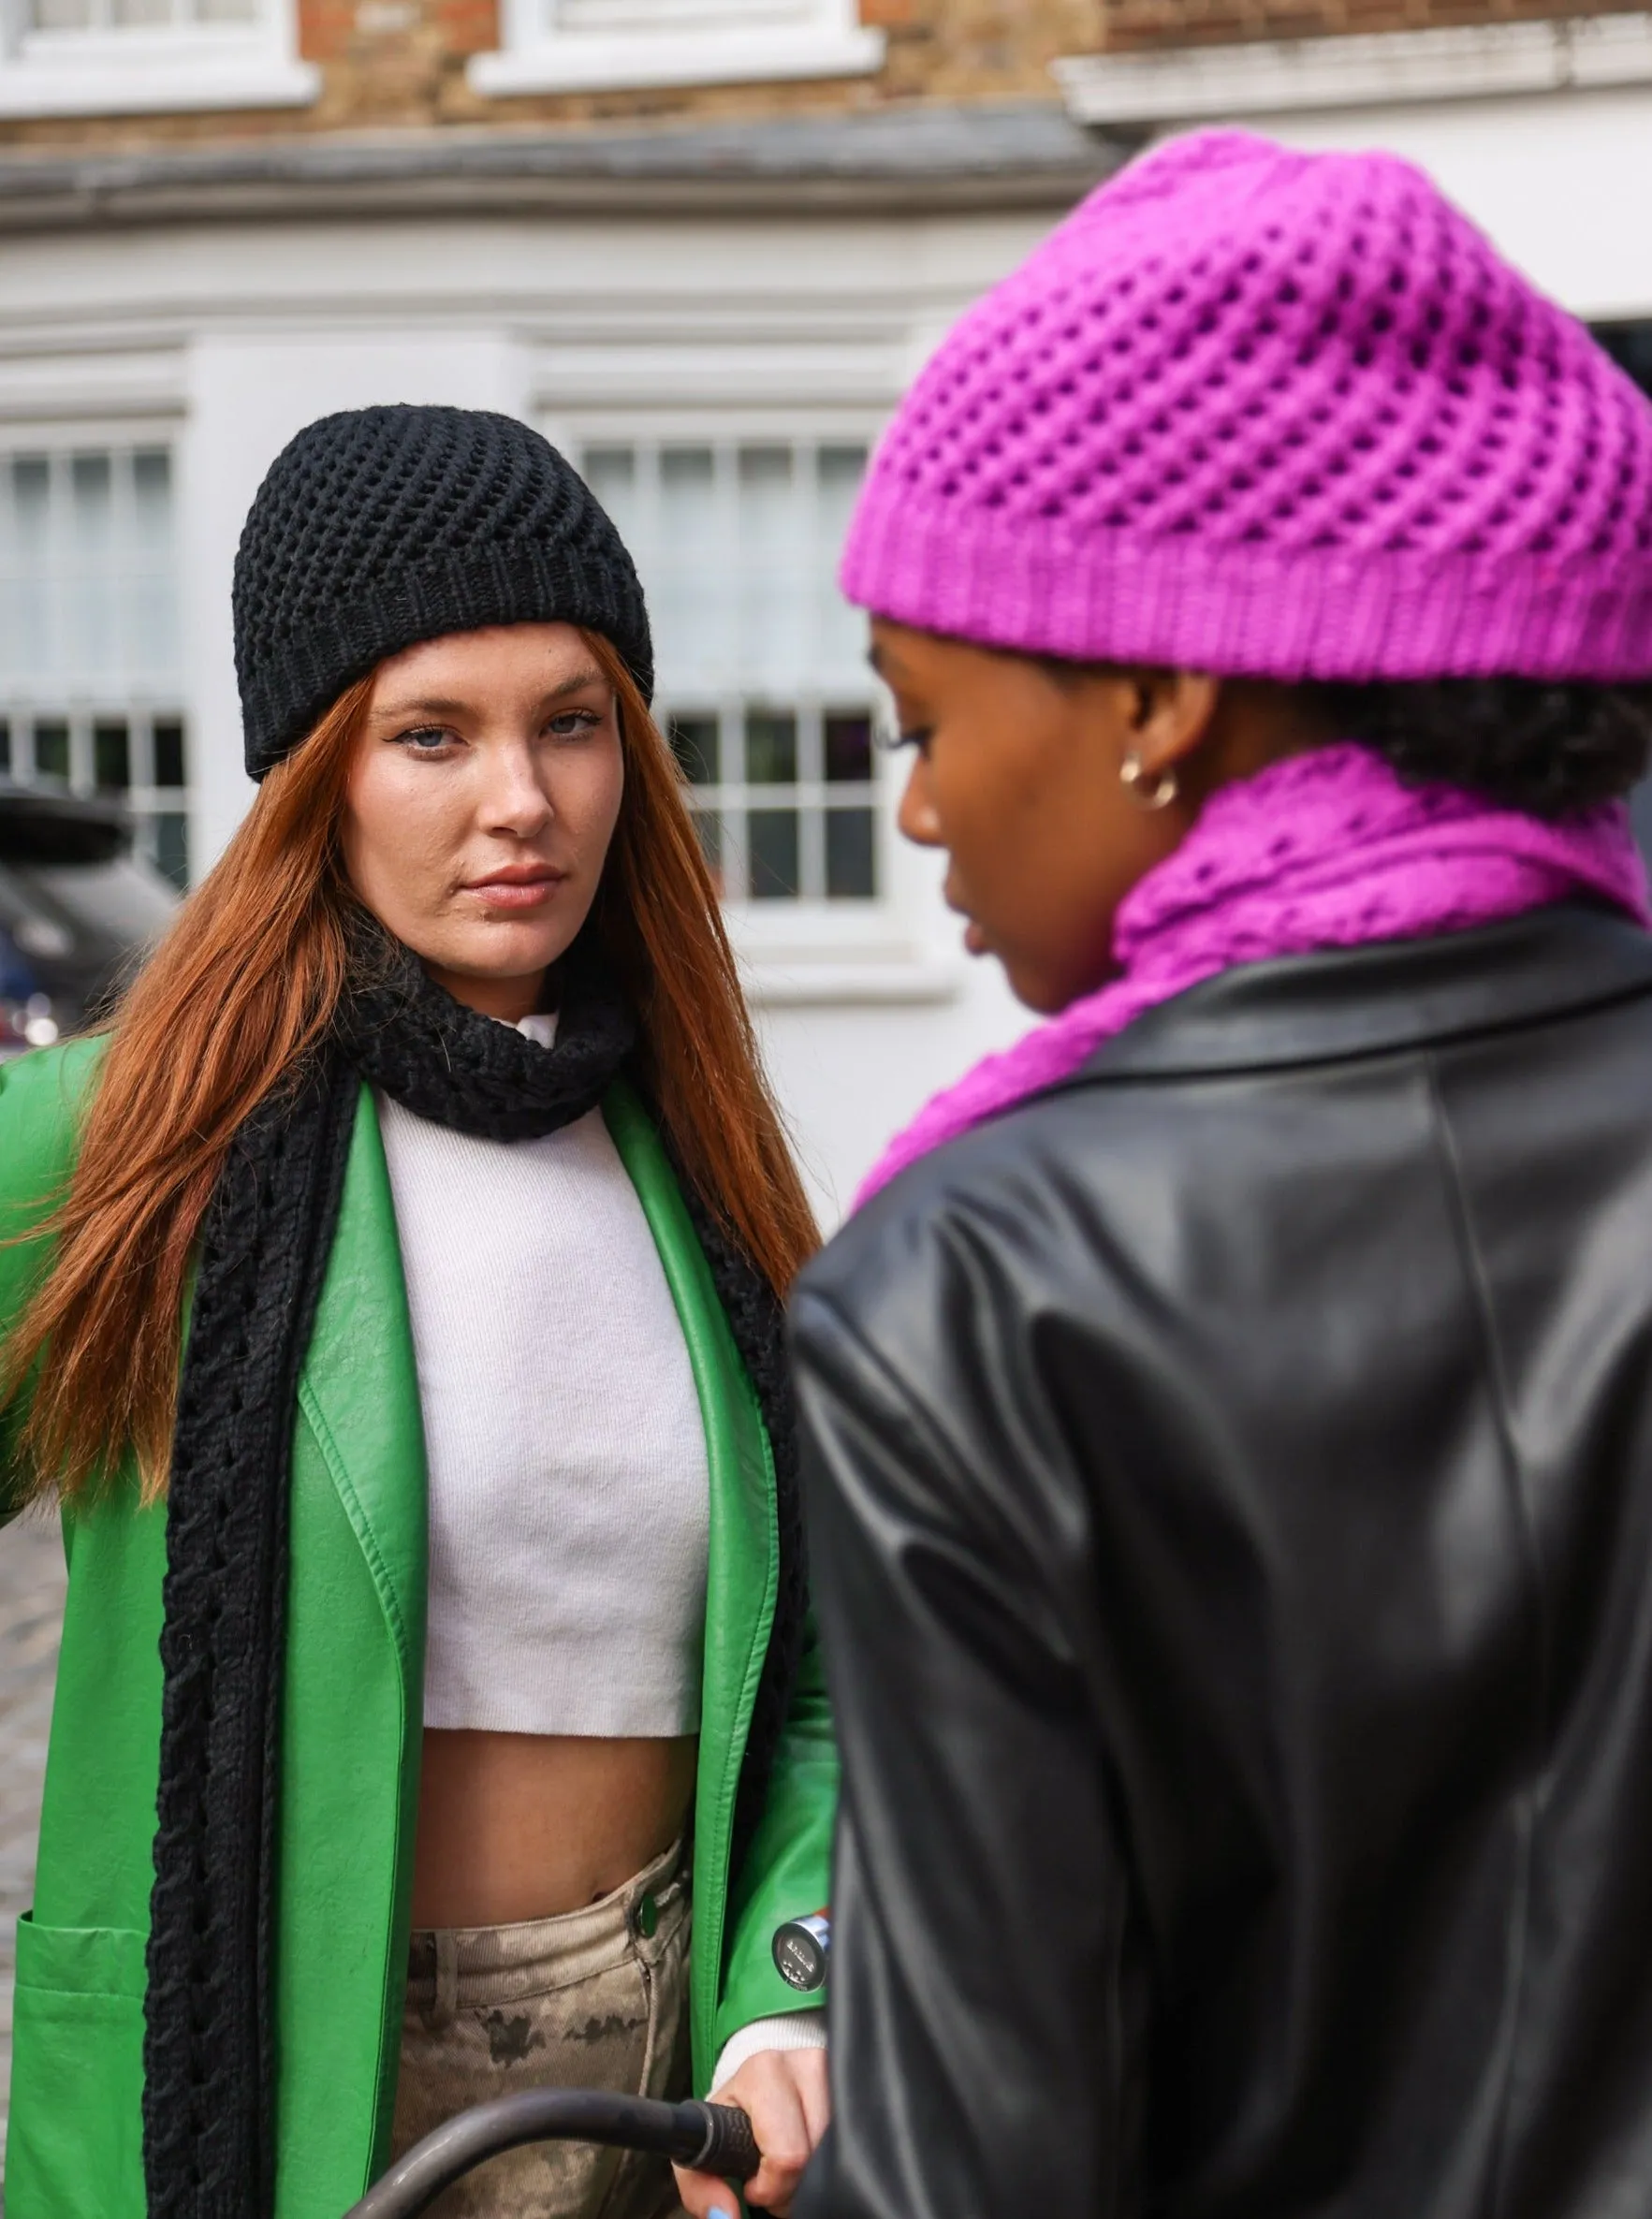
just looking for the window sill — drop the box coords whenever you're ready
[1053,13,1652,127]
[738,953,964,1008]
[468,23,884,97]
[0,45,319,116]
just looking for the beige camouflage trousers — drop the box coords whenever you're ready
[389,1837,691,2219]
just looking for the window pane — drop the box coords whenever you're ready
[824,710,872,783]
[133,449,172,547]
[691,809,724,894]
[581,446,639,546]
[738,445,804,690]
[746,709,797,785]
[669,714,719,787]
[67,456,116,679]
[826,807,876,899]
[95,722,130,792]
[656,447,722,691]
[114,0,173,22]
[3,461,51,689]
[34,723,69,781]
[153,813,189,893]
[70,454,111,546]
[816,445,870,681]
[749,809,799,900]
[1593,320,1652,399]
[154,721,187,789]
[29,0,95,25]
[11,458,49,547]
[563,0,803,24]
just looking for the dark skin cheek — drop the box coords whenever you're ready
[933,720,1175,1014]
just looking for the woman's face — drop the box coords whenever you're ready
[873,619,1323,1014]
[873,620,1202,1014]
[344,623,624,1023]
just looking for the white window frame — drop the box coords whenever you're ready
[470,0,882,98]
[547,410,959,1008]
[0,0,316,116]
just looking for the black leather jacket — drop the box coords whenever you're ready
[792,907,1652,2219]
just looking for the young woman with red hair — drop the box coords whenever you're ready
[0,406,831,2219]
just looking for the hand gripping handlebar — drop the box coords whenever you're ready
[343,2089,761,2219]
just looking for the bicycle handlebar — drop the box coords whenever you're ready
[343,2089,762,2218]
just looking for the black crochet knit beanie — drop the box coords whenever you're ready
[233,405,653,779]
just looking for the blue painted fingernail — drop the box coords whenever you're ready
[709,2208,733,2219]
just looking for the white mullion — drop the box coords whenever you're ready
[131,706,155,795]
[721,693,747,900]
[111,448,135,698]
[799,439,824,701]
[68,711,95,796]
[715,438,739,701]
[798,696,825,898]
[46,454,68,700]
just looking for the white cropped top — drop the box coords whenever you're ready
[377,1052,710,1740]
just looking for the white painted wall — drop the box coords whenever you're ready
[1194,82,1652,322]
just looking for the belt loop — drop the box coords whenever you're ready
[433,1930,460,2031]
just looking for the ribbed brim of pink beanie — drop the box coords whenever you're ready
[841,129,1652,680]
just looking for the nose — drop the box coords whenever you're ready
[481,741,554,839]
[896,754,943,849]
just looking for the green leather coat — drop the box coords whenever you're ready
[0,1039,835,2219]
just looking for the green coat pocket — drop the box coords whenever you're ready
[8,1915,147,2219]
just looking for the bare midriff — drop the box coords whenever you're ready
[411,1730,699,1929]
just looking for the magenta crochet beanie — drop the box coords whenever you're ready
[841,130,1652,680]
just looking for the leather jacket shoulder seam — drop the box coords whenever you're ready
[1420,1049,1547,2219]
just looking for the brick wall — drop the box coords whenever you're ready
[0,0,1102,150]
[0,0,1643,151]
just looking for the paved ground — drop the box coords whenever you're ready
[0,1511,67,2195]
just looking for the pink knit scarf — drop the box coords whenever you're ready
[856,744,1652,1209]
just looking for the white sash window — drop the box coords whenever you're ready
[0,0,315,113]
[0,445,193,888]
[471,0,882,95]
[578,437,878,909]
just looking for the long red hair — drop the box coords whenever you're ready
[3,633,817,1506]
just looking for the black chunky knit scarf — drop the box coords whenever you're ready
[140,932,805,2219]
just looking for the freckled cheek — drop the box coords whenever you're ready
[558,752,625,873]
[348,781,469,920]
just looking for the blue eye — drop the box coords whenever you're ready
[398,725,456,752]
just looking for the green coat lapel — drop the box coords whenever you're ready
[601,1082,779,2087]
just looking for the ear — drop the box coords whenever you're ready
[1126,668,1223,778]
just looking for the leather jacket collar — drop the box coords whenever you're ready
[1059,903,1652,1087]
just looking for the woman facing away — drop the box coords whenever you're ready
[791,132,1652,2219]
[0,405,833,2219]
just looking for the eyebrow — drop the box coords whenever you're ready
[369,666,610,722]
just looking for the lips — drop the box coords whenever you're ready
[465,868,564,912]
[943,876,988,957]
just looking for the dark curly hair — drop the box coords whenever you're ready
[1318,679,1652,821]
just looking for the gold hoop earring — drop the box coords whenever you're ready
[1120,751,1179,810]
